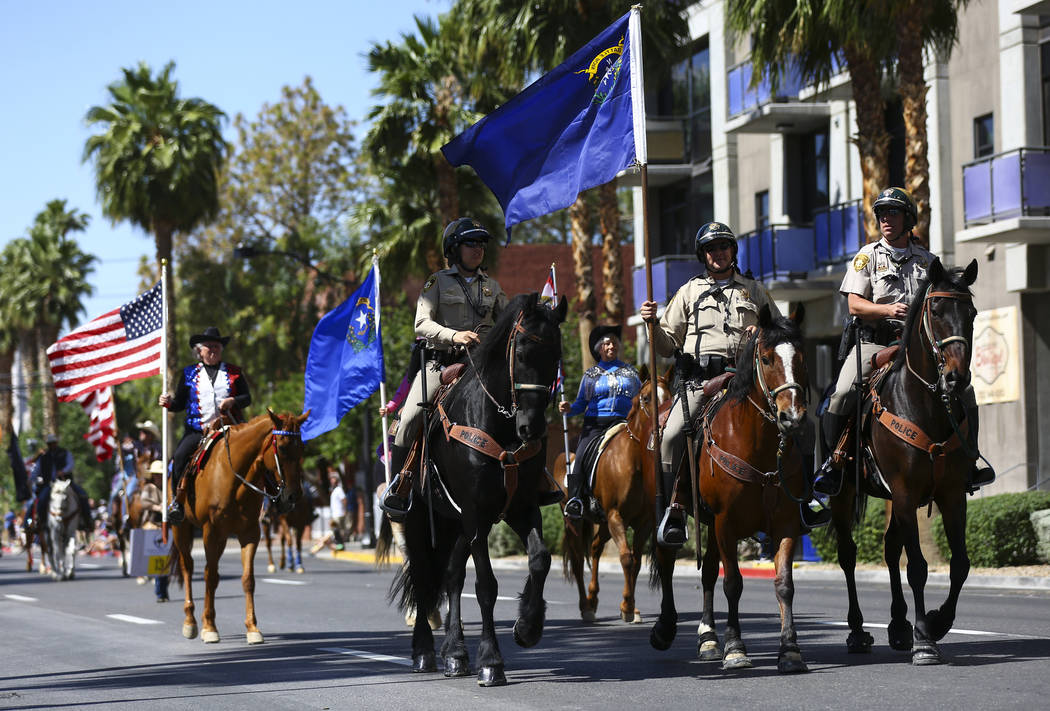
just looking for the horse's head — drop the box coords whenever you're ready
[510,293,567,442]
[266,408,310,515]
[917,258,978,396]
[629,365,672,427]
[751,304,809,436]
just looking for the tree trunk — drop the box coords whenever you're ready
[569,194,597,370]
[598,180,624,324]
[36,324,59,437]
[845,47,891,244]
[0,346,13,446]
[897,9,931,248]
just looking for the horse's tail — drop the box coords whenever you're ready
[374,512,394,568]
[560,517,593,582]
[389,502,449,619]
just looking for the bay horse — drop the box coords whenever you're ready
[48,479,80,581]
[825,258,980,665]
[22,485,51,575]
[169,409,308,644]
[262,488,316,574]
[650,304,813,673]
[560,368,672,624]
[393,293,566,686]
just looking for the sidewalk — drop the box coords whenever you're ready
[326,541,1050,592]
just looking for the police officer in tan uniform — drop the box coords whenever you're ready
[381,218,508,520]
[640,222,829,547]
[815,187,994,494]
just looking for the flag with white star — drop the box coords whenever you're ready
[301,265,384,440]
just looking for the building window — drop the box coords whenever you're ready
[755,191,769,230]
[974,114,994,159]
[656,41,711,164]
[1041,41,1050,145]
[783,129,830,224]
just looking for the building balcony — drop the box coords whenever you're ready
[631,254,698,309]
[959,147,1050,244]
[725,59,830,134]
[814,200,864,266]
[617,113,709,188]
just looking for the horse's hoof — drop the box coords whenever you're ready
[412,652,437,673]
[632,609,643,624]
[512,618,542,648]
[777,650,809,673]
[267,564,275,573]
[202,629,220,644]
[477,665,507,687]
[443,656,471,677]
[246,631,264,645]
[581,609,596,623]
[697,639,722,661]
[650,623,675,651]
[888,619,914,651]
[722,650,753,670]
[912,640,945,666]
[183,624,198,640]
[846,630,874,654]
[295,566,305,574]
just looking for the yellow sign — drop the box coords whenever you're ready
[147,555,171,575]
[973,306,1020,405]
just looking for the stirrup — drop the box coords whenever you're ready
[800,500,831,530]
[380,490,411,522]
[656,506,687,548]
[966,465,995,495]
[166,500,185,525]
[812,458,843,497]
[563,497,584,521]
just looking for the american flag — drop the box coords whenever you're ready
[77,387,116,462]
[47,283,163,402]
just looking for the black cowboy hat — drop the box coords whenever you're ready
[189,326,231,347]
[588,324,622,357]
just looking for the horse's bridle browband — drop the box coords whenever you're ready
[907,285,973,393]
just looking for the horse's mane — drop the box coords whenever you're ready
[464,293,537,375]
[725,315,802,404]
[891,264,973,372]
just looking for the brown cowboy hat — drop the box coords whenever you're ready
[135,420,160,439]
[189,326,231,347]
[588,324,622,357]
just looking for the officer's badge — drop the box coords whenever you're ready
[853,253,870,272]
[423,276,436,292]
[483,286,492,297]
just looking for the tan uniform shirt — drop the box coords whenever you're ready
[839,238,935,305]
[651,271,780,360]
[415,267,508,353]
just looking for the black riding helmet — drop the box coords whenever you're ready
[442,218,491,264]
[872,187,918,231]
[694,221,738,262]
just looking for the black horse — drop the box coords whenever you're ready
[824,258,980,665]
[392,292,566,686]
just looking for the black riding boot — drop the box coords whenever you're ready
[563,460,584,521]
[380,445,413,522]
[964,404,995,493]
[656,464,687,548]
[167,471,185,524]
[813,412,849,496]
[799,453,831,530]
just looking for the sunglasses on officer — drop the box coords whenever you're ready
[876,208,903,220]
[460,239,485,249]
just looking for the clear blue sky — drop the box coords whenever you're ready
[0,0,447,326]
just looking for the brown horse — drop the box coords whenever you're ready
[560,369,672,624]
[262,488,316,574]
[650,304,812,673]
[170,409,308,644]
[826,258,980,665]
[22,494,50,575]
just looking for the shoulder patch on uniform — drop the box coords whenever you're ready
[853,253,870,272]
[423,276,436,292]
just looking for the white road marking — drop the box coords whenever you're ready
[260,578,307,586]
[5,594,37,602]
[107,614,164,625]
[463,593,522,602]
[77,562,102,569]
[816,620,1034,638]
[318,647,411,666]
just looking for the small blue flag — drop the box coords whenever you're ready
[301,266,384,441]
[442,11,636,234]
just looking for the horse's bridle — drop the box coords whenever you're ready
[224,427,301,504]
[907,284,974,394]
[750,338,807,424]
[467,309,554,419]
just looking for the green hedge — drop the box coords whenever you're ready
[931,491,1050,567]
[812,497,888,564]
[488,504,566,557]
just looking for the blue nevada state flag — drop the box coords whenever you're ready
[301,266,384,441]
[442,11,637,233]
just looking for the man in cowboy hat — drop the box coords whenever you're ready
[159,326,252,524]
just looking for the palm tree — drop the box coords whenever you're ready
[83,61,227,393]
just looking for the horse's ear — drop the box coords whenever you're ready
[555,295,568,324]
[299,409,311,423]
[758,303,772,329]
[790,302,805,328]
[662,364,673,382]
[928,257,944,285]
[267,408,280,427]
[638,363,650,382]
[962,258,978,286]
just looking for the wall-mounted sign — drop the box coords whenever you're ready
[973,305,1020,405]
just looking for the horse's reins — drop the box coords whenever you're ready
[222,426,301,504]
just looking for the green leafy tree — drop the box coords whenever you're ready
[83,61,228,396]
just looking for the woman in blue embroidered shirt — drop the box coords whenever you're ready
[558,325,641,522]
[158,326,252,523]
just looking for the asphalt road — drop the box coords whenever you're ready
[1,543,1048,710]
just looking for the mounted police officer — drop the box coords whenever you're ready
[159,326,252,524]
[641,222,829,548]
[815,187,994,495]
[558,324,641,522]
[381,218,508,521]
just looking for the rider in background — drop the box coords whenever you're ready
[381,218,507,521]
[816,187,994,495]
[32,434,93,532]
[558,325,640,522]
[159,327,252,524]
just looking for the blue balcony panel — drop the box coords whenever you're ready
[813,201,863,266]
[963,147,1050,227]
[631,255,698,308]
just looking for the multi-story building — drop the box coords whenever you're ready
[626,0,1050,494]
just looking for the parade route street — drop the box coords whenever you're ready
[1,544,1048,710]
